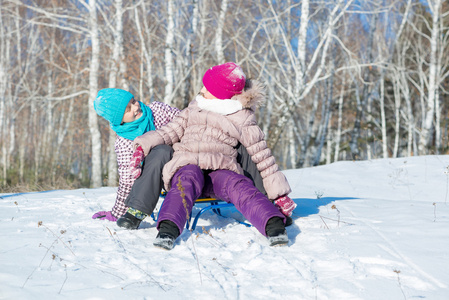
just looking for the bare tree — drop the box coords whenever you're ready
[134,0,154,102]
[0,5,8,186]
[182,0,200,107]
[418,0,442,154]
[82,0,102,187]
[164,0,175,105]
[334,78,345,162]
[261,0,354,167]
[104,0,127,186]
[1,0,448,191]
[215,0,228,63]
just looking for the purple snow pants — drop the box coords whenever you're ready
[157,164,285,236]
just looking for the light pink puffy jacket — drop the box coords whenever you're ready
[134,80,291,200]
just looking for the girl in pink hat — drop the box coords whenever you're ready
[133,62,296,249]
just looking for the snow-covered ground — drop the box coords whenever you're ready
[1,155,449,300]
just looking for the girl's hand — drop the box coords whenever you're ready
[92,211,117,221]
[274,195,296,217]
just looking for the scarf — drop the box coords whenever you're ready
[195,95,243,115]
[111,101,155,140]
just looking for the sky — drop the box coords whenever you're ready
[1,154,449,299]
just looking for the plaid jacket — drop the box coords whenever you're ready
[111,101,180,218]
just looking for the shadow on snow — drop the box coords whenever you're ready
[141,196,359,247]
[292,197,359,218]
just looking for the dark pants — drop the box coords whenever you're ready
[236,143,266,196]
[125,145,173,215]
[125,144,266,216]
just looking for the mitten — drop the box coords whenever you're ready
[92,211,118,221]
[129,145,145,179]
[274,195,297,217]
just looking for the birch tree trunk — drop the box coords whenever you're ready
[434,12,445,154]
[106,0,126,187]
[86,0,102,187]
[379,68,388,158]
[334,81,345,162]
[290,0,308,168]
[418,0,441,154]
[403,82,415,157]
[45,28,56,174]
[0,8,7,186]
[295,0,309,99]
[14,4,25,183]
[392,75,401,158]
[7,71,14,177]
[32,101,41,184]
[3,15,14,177]
[199,0,207,46]
[288,121,296,168]
[435,89,441,153]
[326,113,333,164]
[134,1,154,101]
[215,0,228,64]
[366,94,373,160]
[164,0,175,105]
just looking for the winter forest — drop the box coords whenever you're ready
[0,0,448,191]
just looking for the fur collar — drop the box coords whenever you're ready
[195,79,266,115]
[232,79,266,109]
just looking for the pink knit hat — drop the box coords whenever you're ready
[202,62,246,99]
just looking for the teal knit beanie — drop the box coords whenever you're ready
[94,88,134,126]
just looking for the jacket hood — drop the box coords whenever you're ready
[232,79,266,110]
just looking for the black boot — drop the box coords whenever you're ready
[266,217,288,246]
[153,220,179,250]
[117,212,142,230]
[285,215,293,227]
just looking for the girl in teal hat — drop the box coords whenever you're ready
[92,88,282,230]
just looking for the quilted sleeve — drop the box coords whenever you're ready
[149,101,181,129]
[111,136,135,218]
[134,108,189,156]
[239,113,291,200]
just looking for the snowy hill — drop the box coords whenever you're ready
[1,155,449,299]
